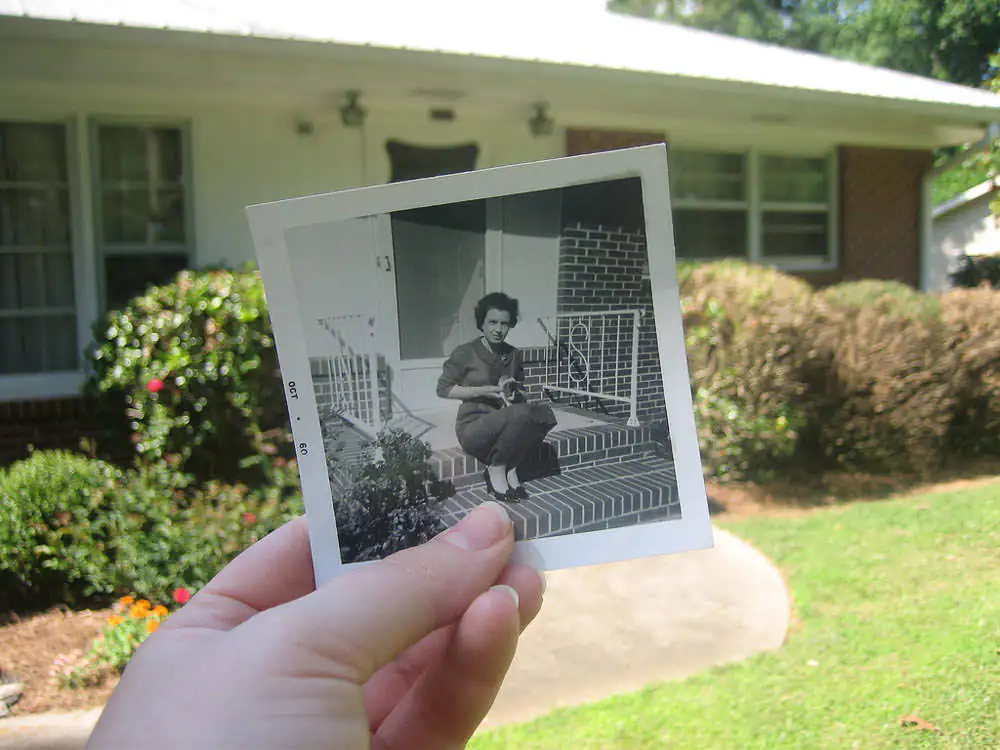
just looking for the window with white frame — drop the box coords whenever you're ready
[94,124,191,311]
[0,122,79,375]
[670,148,835,267]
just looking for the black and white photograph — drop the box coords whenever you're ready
[248,145,712,581]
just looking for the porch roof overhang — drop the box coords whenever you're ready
[2,0,1000,148]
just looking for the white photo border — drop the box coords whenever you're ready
[247,143,713,586]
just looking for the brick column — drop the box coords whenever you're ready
[566,128,666,156]
[835,146,934,287]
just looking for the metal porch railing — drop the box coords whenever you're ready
[536,309,644,427]
[317,314,382,437]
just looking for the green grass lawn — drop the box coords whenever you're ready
[473,480,1000,749]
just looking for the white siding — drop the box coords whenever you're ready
[929,193,1000,292]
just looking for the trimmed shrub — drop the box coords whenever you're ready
[90,266,291,483]
[680,261,814,478]
[811,280,958,474]
[336,428,453,564]
[941,287,1000,455]
[0,451,127,608]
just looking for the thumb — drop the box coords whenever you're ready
[258,501,515,683]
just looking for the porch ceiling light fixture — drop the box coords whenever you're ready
[529,102,554,137]
[340,90,367,128]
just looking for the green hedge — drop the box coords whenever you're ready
[0,451,126,608]
[0,450,303,610]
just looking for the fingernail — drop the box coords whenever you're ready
[442,502,512,551]
[491,584,519,608]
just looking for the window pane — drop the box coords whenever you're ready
[0,314,78,374]
[101,187,185,244]
[104,253,188,311]
[761,155,828,203]
[0,123,67,183]
[670,151,746,201]
[0,188,71,245]
[44,251,76,306]
[673,209,747,259]
[100,126,184,184]
[761,211,828,258]
[0,251,75,309]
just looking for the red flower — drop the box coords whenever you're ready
[173,587,191,605]
[147,378,165,394]
[243,512,257,526]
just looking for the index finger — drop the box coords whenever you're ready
[163,515,315,632]
[268,502,515,684]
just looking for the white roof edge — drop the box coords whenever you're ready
[933,176,1000,218]
[3,0,1000,114]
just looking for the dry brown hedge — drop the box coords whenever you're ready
[679,261,817,477]
[680,264,1000,479]
[941,287,1000,455]
[805,281,958,475]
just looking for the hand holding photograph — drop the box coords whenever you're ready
[247,144,712,585]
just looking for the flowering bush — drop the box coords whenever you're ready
[111,457,303,603]
[89,266,292,483]
[53,595,177,689]
[335,427,453,564]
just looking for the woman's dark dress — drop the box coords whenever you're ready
[437,339,557,467]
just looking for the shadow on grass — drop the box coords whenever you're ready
[707,456,1000,517]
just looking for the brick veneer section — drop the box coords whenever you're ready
[0,397,116,467]
[566,128,666,155]
[540,222,667,423]
[835,146,932,287]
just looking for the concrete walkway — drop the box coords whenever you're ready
[0,527,790,748]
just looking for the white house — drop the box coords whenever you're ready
[1,0,1000,459]
[928,177,1000,291]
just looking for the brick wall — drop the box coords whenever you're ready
[566,128,667,156]
[0,398,122,467]
[522,222,667,424]
[797,145,933,288]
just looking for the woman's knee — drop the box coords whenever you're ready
[528,404,557,429]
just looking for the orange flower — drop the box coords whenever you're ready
[145,620,160,634]
[129,603,150,619]
[152,605,169,617]
[107,615,124,627]
[118,595,135,606]
[136,599,151,609]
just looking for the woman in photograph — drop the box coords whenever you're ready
[437,292,557,502]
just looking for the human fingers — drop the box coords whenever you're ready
[256,502,515,685]
[496,561,545,629]
[363,559,545,729]
[162,515,314,633]
[373,585,520,749]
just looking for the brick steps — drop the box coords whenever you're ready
[429,422,658,488]
[435,456,679,541]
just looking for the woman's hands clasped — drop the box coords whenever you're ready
[87,502,544,750]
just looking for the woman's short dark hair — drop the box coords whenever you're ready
[475,292,519,330]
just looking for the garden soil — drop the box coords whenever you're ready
[0,609,118,716]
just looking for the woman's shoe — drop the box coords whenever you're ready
[482,469,512,502]
[509,484,529,501]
